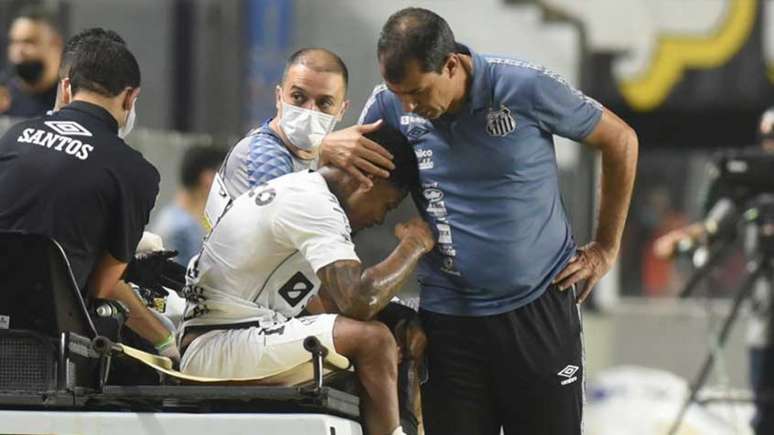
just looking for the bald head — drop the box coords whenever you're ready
[281,48,348,93]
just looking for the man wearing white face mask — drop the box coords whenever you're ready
[205,48,396,226]
[0,30,177,361]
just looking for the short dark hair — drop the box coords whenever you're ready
[68,36,140,97]
[364,126,418,193]
[377,8,456,83]
[60,28,125,79]
[14,4,62,35]
[282,48,349,90]
[180,146,226,189]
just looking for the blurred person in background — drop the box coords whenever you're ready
[0,29,178,362]
[654,107,774,435]
[153,146,226,266]
[360,7,638,435]
[640,186,689,296]
[0,5,62,117]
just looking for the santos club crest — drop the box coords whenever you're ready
[486,105,516,137]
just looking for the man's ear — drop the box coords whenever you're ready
[275,85,284,112]
[355,175,375,193]
[123,87,141,111]
[446,54,459,78]
[59,77,72,105]
[337,99,351,122]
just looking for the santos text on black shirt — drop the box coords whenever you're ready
[0,101,159,290]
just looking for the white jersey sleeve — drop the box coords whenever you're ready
[272,189,359,273]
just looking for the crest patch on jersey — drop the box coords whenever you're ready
[486,106,516,137]
[278,271,314,307]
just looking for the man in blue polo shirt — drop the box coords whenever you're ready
[359,8,638,435]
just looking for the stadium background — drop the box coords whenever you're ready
[1,0,773,431]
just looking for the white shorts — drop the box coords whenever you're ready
[180,314,338,379]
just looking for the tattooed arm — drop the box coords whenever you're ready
[317,217,434,321]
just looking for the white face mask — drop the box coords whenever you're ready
[118,99,137,140]
[278,97,338,151]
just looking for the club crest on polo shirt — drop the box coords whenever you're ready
[486,105,516,137]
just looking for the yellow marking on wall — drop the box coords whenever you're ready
[619,0,757,111]
[768,64,774,83]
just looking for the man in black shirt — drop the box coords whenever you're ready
[0,29,177,360]
[0,5,62,118]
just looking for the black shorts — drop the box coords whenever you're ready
[420,285,584,435]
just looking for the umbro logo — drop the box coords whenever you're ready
[44,121,93,137]
[557,365,579,386]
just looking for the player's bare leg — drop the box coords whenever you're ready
[395,317,427,433]
[333,316,400,435]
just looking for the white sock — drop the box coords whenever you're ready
[390,426,406,435]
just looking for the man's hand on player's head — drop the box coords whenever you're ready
[319,119,395,189]
[552,241,615,304]
[395,217,435,254]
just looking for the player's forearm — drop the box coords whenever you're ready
[594,124,638,257]
[345,238,425,321]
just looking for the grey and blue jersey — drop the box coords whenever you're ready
[359,45,602,316]
[221,121,315,199]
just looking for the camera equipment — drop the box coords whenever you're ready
[669,150,774,434]
[715,149,774,198]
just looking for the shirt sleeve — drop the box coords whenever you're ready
[109,160,160,263]
[272,191,359,273]
[358,84,388,125]
[531,70,603,141]
[247,136,295,187]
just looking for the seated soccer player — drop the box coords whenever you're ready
[178,126,433,435]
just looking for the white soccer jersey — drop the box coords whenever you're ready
[181,170,359,331]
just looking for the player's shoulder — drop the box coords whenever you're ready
[271,170,329,197]
[479,53,595,109]
[481,53,552,82]
[268,171,337,212]
[245,124,294,168]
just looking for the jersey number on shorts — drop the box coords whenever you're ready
[278,272,314,307]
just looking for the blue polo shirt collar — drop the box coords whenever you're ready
[453,43,491,115]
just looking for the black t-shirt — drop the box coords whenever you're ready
[1,78,58,118]
[0,101,160,290]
